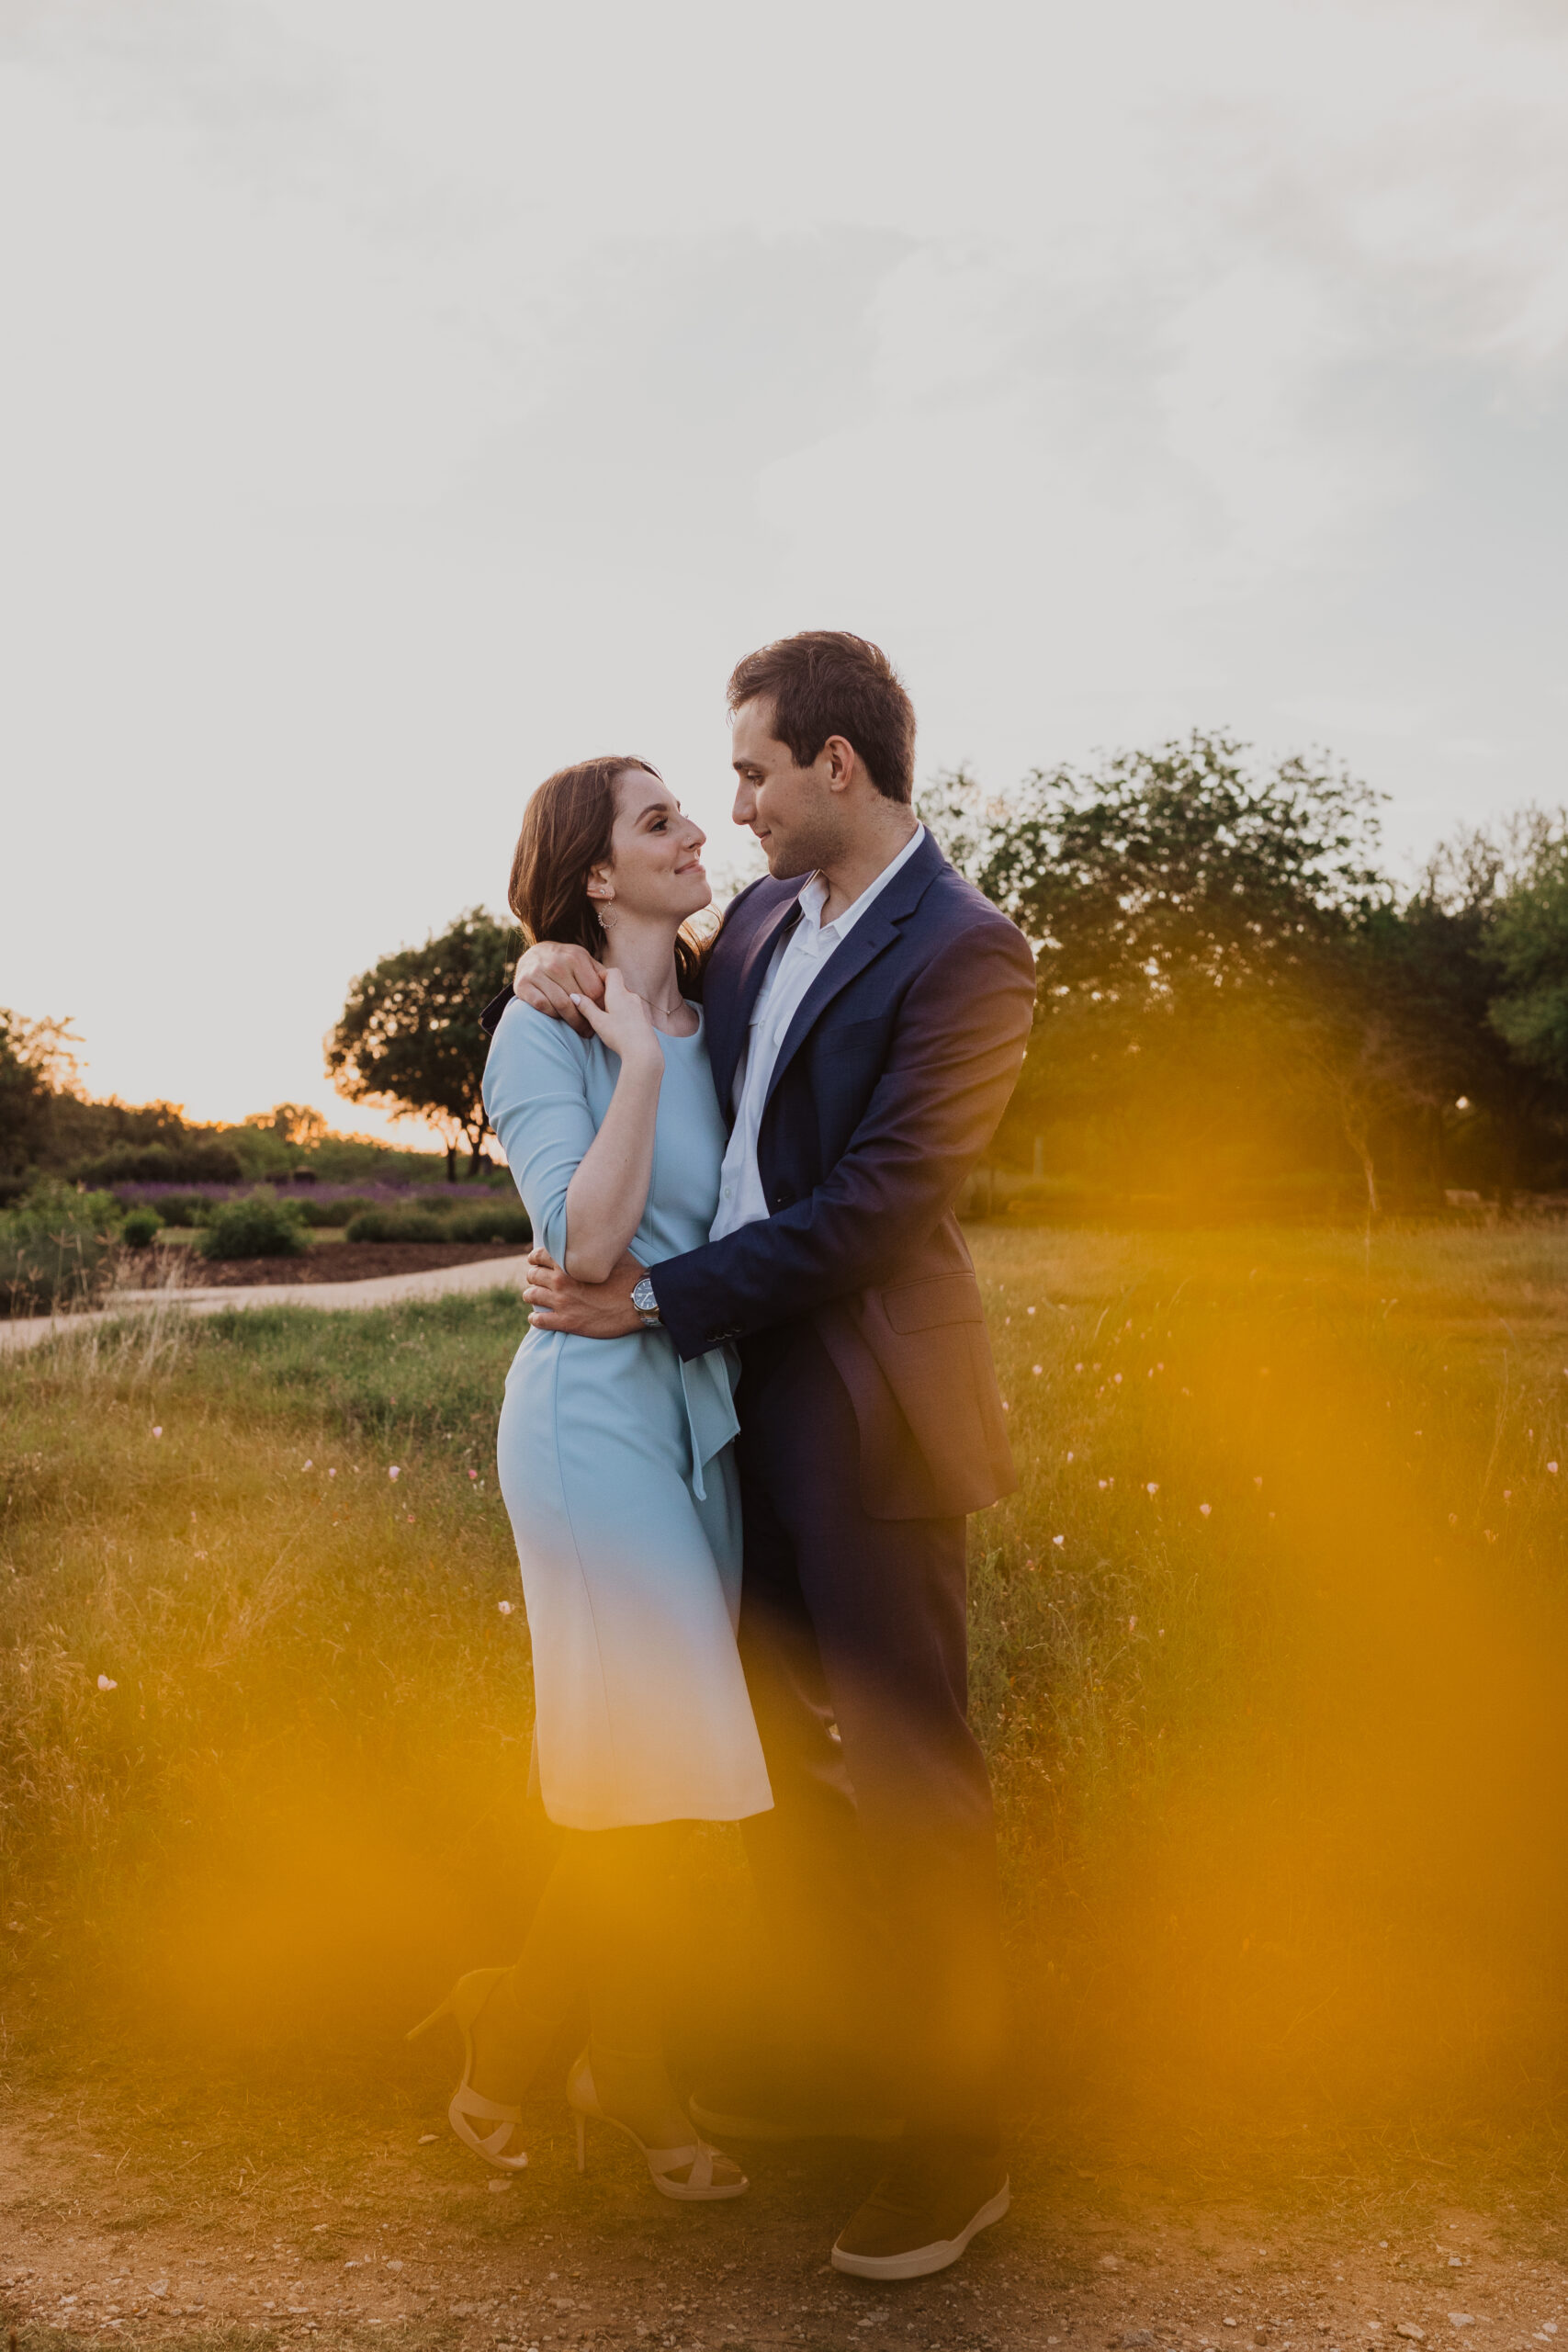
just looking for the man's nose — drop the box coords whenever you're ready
[731,785,753,826]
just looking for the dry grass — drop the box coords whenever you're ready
[3,1230,1568,2172]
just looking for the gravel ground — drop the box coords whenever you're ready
[4,2098,1564,2352]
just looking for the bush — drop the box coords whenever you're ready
[446,1204,531,1245]
[344,1208,447,1244]
[294,1195,375,1228]
[73,1139,245,1186]
[0,1183,121,1314]
[146,1192,212,1228]
[342,1203,531,1245]
[198,1188,309,1261]
[120,1205,164,1249]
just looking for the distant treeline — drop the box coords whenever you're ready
[920,730,1568,1217]
[10,732,1568,1225]
[0,1039,451,1204]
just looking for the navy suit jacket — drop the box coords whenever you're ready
[659,831,1034,1521]
[483,831,1035,1520]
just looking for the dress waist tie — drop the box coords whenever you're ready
[677,1344,741,1501]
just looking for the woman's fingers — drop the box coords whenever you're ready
[569,990,613,1039]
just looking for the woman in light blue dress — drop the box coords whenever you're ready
[409,755,770,2204]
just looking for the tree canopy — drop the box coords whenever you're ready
[923,736,1568,1215]
[324,908,520,1178]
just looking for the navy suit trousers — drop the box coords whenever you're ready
[734,1318,1004,2150]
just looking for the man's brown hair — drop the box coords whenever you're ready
[727,630,916,805]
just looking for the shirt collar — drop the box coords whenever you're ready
[795,823,925,947]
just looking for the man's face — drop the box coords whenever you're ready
[730,697,848,879]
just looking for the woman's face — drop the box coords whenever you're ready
[592,768,710,925]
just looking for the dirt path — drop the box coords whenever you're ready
[3,2093,1564,2352]
[0,1255,533,1354]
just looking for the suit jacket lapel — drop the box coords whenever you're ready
[708,887,802,1114]
[761,831,946,1116]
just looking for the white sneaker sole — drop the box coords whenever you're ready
[829,2179,1010,2280]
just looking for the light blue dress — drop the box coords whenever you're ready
[482,999,773,1832]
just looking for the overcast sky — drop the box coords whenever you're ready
[3,0,1566,1146]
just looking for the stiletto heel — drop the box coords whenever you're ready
[407,1967,529,2173]
[407,1993,454,2042]
[566,2047,746,2202]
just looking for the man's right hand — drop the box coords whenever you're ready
[513,942,607,1036]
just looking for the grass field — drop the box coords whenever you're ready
[4,1226,1568,2179]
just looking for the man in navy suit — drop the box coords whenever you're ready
[508,633,1036,2278]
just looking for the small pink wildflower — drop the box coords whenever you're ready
[1032,1364,1043,1376]
[1200,1503,1212,1517]
[1549,1463,1560,1476]
[152,1426,163,1439]
[302,1460,313,1472]
[96,1674,117,1691]
[1052,1534,1065,1548]
[388,1465,400,1482]
[497,1600,513,1615]
[1145,1481,1159,1497]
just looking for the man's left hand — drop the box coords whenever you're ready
[522,1244,644,1338]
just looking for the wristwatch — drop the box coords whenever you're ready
[630,1272,661,1329]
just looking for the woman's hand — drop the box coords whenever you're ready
[570,967,662,1069]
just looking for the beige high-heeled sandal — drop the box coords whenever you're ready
[407,1967,529,2172]
[567,2048,746,2201]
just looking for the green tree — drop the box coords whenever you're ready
[0,1009,83,1175]
[1374,817,1568,1206]
[1486,820,1568,1083]
[325,909,520,1181]
[921,731,1404,1205]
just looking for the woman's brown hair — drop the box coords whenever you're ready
[507,756,705,997]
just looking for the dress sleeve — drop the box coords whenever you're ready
[480,1001,596,1267]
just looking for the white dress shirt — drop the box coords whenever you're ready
[709,825,926,1241]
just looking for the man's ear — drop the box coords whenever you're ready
[821,734,857,793]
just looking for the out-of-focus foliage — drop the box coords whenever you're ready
[0,1181,122,1313]
[1487,828,1568,1084]
[325,909,520,1181]
[197,1187,310,1261]
[0,1010,83,1174]
[344,1207,449,1245]
[294,1194,377,1228]
[922,735,1568,1215]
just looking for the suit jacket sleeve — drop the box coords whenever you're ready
[652,917,1036,1361]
